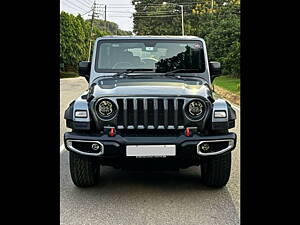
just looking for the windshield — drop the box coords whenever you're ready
[95,39,206,73]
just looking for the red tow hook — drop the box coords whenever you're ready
[109,127,116,137]
[185,128,191,137]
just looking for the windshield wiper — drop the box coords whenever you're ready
[163,68,210,83]
[164,69,201,76]
[113,69,154,78]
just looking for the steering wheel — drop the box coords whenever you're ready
[142,58,158,64]
[112,62,135,69]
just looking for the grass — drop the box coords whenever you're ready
[60,71,79,79]
[213,75,240,94]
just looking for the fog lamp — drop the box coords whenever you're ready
[201,143,210,152]
[91,143,100,151]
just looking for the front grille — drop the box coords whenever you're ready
[116,97,185,129]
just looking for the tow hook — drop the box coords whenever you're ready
[185,127,197,137]
[103,127,116,137]
[185,128,191,137]
[109,127,116,137]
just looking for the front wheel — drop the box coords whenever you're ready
[69,152,100,187]
[201,152,231,187]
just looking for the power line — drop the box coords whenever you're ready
[61,1,86,14]
[87,1,102,60]
[107,11,192,14]
[107,16,133,18]
[99,2,201,6]
[82,9,93,16]
[79,0,93,6]
[63,0,90,12]
[107,14,187,18]
[61,2,93,17]
[98,6,135,8]
[74,0,92,9]
[99,10,185,14]
[134,14,182,18]
[96,3,197,9]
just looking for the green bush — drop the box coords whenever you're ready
[60,71,79,79]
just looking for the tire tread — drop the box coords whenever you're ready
[69,152,100,187]
[201,152,231,187]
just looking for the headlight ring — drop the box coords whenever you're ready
[185,99,206,121]
[95,99,118,120]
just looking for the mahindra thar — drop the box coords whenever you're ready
[64,36,237,188]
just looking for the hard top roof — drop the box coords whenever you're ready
[97,35,204,41]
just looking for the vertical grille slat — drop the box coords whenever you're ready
[144,98,148,128]
[137,99,144,126]
[117,97,185,129]
[123,99,127,128]
[127,99,134,125]
[164,99,168,128]
[178,99,184,125]
[133,98,138,128]
[158,99,164,126]
[168,99,174,125]
[117,99,124,125]
[153,98,158,128]
[174,98,178,128]
[148,99,154,126]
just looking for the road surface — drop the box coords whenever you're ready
[60,77,240,225]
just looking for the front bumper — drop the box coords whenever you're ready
[64,131,237,160]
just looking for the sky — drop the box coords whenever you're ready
[60,0,135,31]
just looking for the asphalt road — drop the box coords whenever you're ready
[60,77,240,225]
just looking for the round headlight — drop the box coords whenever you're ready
[188,100,204,116]
[97,99,117,119]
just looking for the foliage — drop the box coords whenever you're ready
[214,75,240,94]
[132,0,197,35]
[60,11,131,71]
[193,0,240,77]
[60,12,88,70]
[60,71,79,79]
[90,19,132,35]
[132,0,240,77]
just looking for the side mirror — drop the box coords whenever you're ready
[79,61,91,82]
[209,61,221,82]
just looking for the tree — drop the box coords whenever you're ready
[132,0,197,35]
[132,0,240,77]
[60,12,88,70]
[91,19,132,35]
[60,12,116,71]
[193,1,240,77]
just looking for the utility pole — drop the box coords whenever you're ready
[163,2,184,36]
[87,1,97,61]
[180,5,184,36]
[104,5,107,33]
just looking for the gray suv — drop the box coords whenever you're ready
[64,36,237,188]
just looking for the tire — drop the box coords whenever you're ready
[69,152,100,187]
[201,152,231,187]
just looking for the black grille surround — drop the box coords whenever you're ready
[90,96,212,131]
